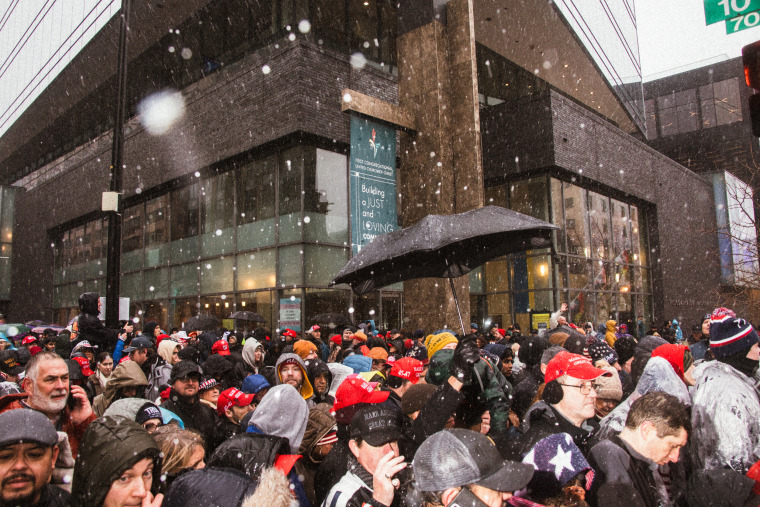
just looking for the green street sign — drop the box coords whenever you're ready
[705,0,760,25]
[726,10,760,32]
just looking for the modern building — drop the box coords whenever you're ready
[0,0,721,333]
[643,57,760,322]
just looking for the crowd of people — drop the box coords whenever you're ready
[0,290,759,507]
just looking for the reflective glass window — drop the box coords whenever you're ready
[304,245,348,286]
[145,268,169,299]
[304,149,348,244]
[145,195,169,268]
[200,257,234,294]
[171,263,199,298]
[237,250,276,291]
[588,191,610,260]
[238,155,276,250]
[170,184,199,263]
[611,199,631,264]
[279,147,303,243]
[237,291,275,331]
[279,245,304,287]
[563,182,591,258]
[201,172,235,257]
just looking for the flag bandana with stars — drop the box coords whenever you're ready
[522,433,595,490]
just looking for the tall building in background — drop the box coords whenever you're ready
[644,58,760,320]
[0,0,722,332]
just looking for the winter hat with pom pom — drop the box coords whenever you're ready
[709,307,759,359]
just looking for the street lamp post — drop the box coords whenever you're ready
[105,0,131,327]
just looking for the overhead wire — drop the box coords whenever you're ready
[0,0,20,34]
[0,0,117,131]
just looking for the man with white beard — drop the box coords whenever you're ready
[6,351,96,459]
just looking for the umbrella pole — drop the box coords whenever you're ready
[447,276,467,337]
[447,273,484,392]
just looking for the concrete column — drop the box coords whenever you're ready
[397,0,484,333]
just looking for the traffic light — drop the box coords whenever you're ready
[742,40,760,136]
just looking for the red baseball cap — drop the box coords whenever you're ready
[212,340,230,356]
[73,356,94,376]
[283,329,297,338]
[21,336,36,346]
[390,357,424,384]
[545,351,611,384]
[330,335,342,346]
[332,374,389,412]
[217,387,255,417]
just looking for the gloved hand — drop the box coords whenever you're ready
[450,336,480,384]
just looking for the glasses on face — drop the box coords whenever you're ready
[143,422,163,432]
[177,375,199,384]
[559,382,597,395]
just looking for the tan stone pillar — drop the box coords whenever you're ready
[397,0,484,333]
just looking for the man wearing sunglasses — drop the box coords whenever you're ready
[161,360,216,445]
[507,351,612,460]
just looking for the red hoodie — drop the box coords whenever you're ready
[651,343,689,382]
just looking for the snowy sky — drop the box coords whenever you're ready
[637,0,760,80]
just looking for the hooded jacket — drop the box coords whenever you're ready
[92,360,149,416]
[75,292,121,351]
[597,356,691,441]
[305,358,334,405]
[162,467,260,507]
[71,416,160,507]
[247,384,309,454]
[630,336,668,387]
[242,338,266,373]
[691,360,760,473]
[274,353,314,402]
[605,320,618,347]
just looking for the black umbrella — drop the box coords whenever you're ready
[310,313,351,327]
[184,314,221,332]
[330,206,558,334]
[228,311,266,323]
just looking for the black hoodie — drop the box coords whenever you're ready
[71,416,160,507]
[75,292,121,352]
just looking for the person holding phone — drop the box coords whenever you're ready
[322,406,407,507]
[4,350,95,459]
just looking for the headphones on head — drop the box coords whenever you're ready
[543,379,564,405]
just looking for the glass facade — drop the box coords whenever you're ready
[645,78,743,140]
[473,176,652,332]
[8,0,399,185]
[50,144,403,331]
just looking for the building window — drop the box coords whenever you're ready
[478,177,653,330]
[51,143,360,330]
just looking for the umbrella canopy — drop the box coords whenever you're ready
[184,314,221,332]
[228,311,266,323]
[0,324,32,337]
[331,206,558,295]
[25,320,47,327]
[32,325,65,334]
[310,313,351,327]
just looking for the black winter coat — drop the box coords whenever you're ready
[162,389,217,444]
[504,401,599,461]
[588,435,660,507]
[75,292,121,352]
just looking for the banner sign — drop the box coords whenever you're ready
[349,116,398,255]
[279,298,301,331]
